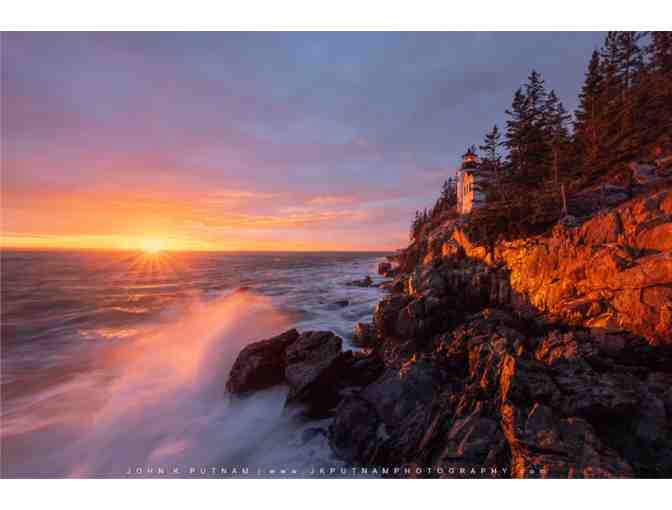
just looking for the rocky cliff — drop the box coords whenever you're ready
[396,187,672,346]
[226,186,672,478]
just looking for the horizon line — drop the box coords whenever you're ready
[0,245,395,254]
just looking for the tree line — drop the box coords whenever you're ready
[410,31,671,242]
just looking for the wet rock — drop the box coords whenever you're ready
[284,331,344,416]
[328,361,444,465]
[361,362,443,430]
[329,396,380,462]
[283,332,385,417]
[373,294,409,340]
[352,322,376,348]
[226,329,300,394]
[226,187,672,478]
[348,275,373,287]
[406,265,447,297]
[342,351,385,388]
[378,262,393,276]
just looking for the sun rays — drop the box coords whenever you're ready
[140,238,165,254]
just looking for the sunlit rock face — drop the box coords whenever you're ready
[228,186,672,478]
[325,186,672,478]
[494,189,672,345]
[402,188,672,346]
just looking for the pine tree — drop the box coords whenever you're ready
[597,32,646,166]
[544,90,571,184]
[524,70,548,122]
[426,32,670,245]
[574,50,605,176]
[647,31,672,75]
[431,178,458,221]
[410,210,421,241]
[440,178,457,208]
[616,32,645,158]
[479,124,502,172]
[598,32,622,156]
[615,32,644,92]
[504,71,551,186]
[640,32,672,153]
[504,87,529,178]
[524,70,550,180]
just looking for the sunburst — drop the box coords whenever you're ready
[140,238,164,254]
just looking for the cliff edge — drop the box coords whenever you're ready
[226,186,672,478]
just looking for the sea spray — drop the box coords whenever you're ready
[2,251,385,476]
[2,292,335,477]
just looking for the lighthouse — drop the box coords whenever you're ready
[456,147,490,215]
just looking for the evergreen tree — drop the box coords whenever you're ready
[439,178,457,208]
[616,32,645,157]
[479,124,502,172]
[598,32,621,148]
[504,87,529,178]
[597,32,645,166]
[504,70,550,185]
[615,32,644,92]
[523,70,550,179]
[574,50,605,176]
[544,90,570,184]
[409,210,421,241]
[429,178,458,222]
[424,32,671,246]
[647,31,672,75]
[524,70,548,122]
[640,32,672,152]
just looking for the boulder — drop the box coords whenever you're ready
[226,329,299,394]
[348,275,374,287]
[373,294,408,339]
[352,322,376,348]
[283,331,385,417]
[284,331,343,414]
[323,187,672,476]
[378,262,393,276]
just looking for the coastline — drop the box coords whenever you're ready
[227,185,672,478]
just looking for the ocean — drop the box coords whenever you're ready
[0,250,388,477]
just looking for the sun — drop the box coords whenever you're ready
[140,238,164,254]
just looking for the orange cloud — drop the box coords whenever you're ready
[0,187,386,252]
[306,195,357,206]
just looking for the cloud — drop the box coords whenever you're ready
[306,195,357,206]
[1,32,604,251]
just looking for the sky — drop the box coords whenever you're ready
[1,32,605,252]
